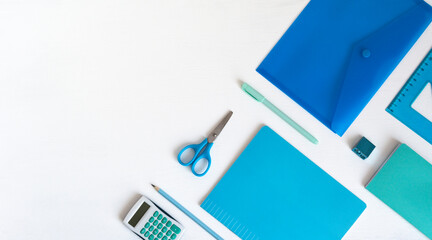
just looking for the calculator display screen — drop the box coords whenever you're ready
[128,202,150,227]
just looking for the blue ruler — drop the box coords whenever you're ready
[386,49,432,145]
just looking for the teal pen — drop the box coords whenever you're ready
[241,82,319,144]
[151,184,223,240]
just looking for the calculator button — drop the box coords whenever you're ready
[149,217,154,222]
[161,217,167,223]
[166,221,172,227]
[166,230,172,236]
[162,227,167,233]
[153,220,159,226]
[157,214,163,220]
[170,224,181,234]
[171,233,177,239]
[153,229,159,235]
[157,223,163,229]
[149,226,155,231]
[162,237,168,240]
[157,233,163,238]
[145,231,150,237]
[149,235,154,240]
[140,228,146,234]
[153,211,159,217]
[145,223,150,228]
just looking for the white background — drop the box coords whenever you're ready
[1,0,432,239]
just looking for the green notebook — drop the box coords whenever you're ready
[366,143,432,239]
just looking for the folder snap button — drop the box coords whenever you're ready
[362,49,371,58]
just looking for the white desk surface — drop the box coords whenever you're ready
[1,1,432,239]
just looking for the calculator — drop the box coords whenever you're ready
[123,195,185,240]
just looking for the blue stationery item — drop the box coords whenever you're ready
[257,0,432,136]
[352,136,375,160]
[178,111,233,177]
[366,144,432,239]
[241,82,318,144]
[152,184,223,240]
[201,126,366,240]
[386,49,432,144]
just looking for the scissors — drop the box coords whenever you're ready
[177,111,233,177]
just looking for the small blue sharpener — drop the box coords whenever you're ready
[352,137,375,160]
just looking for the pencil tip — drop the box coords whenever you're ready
[151,184,160,191]
[151,183,155,188]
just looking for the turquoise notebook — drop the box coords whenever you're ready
[201,126,366,240]
[366,144,432,239]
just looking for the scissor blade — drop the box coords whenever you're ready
[207,111,233,143]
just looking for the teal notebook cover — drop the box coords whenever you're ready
[201,126,366,240]
[366,143,432,239]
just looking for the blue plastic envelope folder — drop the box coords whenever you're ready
[201,126,366,240]
[257,0,432,136]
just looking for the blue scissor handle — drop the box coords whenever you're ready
[191,142,213,177]
[177,138,213,176]
[178,138,208,166]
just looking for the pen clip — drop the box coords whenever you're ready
[241,83,266,102]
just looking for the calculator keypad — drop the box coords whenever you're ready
[140,210,181,240]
